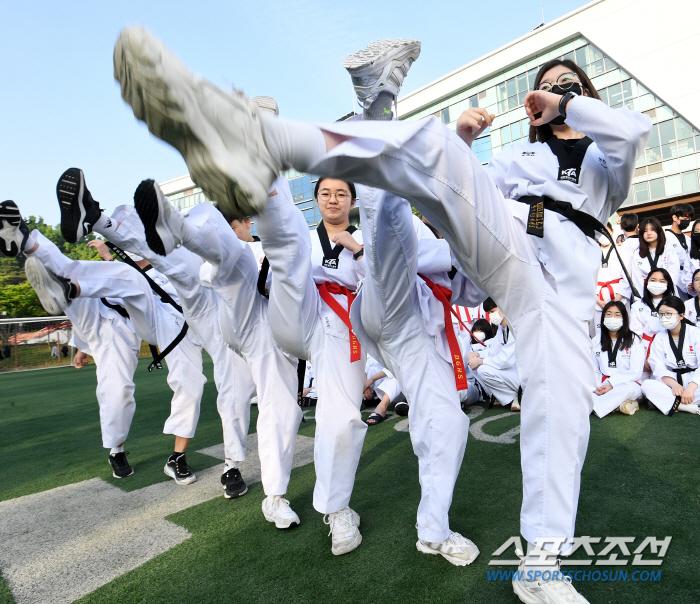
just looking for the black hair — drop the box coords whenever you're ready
[620,213,638,232]
[689,219,700,260]
[638,217,665,258]
[470,318,494,343]
[600,301,635,352]
[692,268,700,293]
[642,268,675,309]
[658,295,695,326]
[528,59,601,144]
[670,203,694,220]
[214,203,236,225]
[482,297,498,313]
[314,178,357,201]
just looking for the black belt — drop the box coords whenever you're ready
[669,366,695,416]
[516,195,640,299]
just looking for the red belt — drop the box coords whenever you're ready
[642,333,655,360]
[420,275,468,391]
[453,305,464,330]
[598,278,622,301]
[317,282,361,362]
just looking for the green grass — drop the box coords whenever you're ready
[2,361,699,603]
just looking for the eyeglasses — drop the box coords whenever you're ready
[535,72,581,92]
[659,313,679,319]
[603,313,623,318]
[318,190,350,202]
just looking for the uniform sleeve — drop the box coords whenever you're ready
[352,231,366,282]
[591,346,604,385]
[483,145,516,194]
[69,332,91,356]
[629,252,646,298]
[647,335,674,381]
[608,337,645,388]
[483,333,516,371]
[628,304,645,338]
[450,261,488,307]
[690,328,700,386]
[565,95,652,212]
[664,247,682,293]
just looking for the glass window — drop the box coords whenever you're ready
[605,69,620,87]
[665,174,682,197]
[634,182,650,203]
[682,171,699,193]
[497,99,508,114]
[604,57,617,72]
[635,154,647,168]
[491,128,502,146]
[441,107,450,124]
[562,50,575,62]
[527,68,538,91]
[662,143,678,160]
[649,178,666,200]
[522,118,531,140]
[657,105,674,120]
[678,138,695,156]
[508,95,519,110]
[511,120,522,140]
[621,79,633,100]
[647,123,660,148]
[497,82,507,102]
[608,83,623,108]
[598,87,609,105]
[659,120,675,145]
[639,94,655,112]
[590,45,604,62]
[502,125,511,144]
[506,78,517,98]
[469,95,478,108]
[680,154,697,171]
[676,118,694,140]
[663,159,680,174]
[575,45,588,66]
[516,73,528,94]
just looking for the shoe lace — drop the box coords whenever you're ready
[112,451,129,469]
[323,509,354,537]
[175,454,189,475]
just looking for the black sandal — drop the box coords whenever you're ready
[366,412,387,426]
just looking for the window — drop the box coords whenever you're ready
[575,45,588,67]
[634,182,650,203]
[473,135,493,163]
[469,95,478,108]
[649,177,666,200]
[676,118,694,140]
[441,107,450,124]
[665,174,682,197]
[527,68,538,91]
[598,87,609,105]
[608,83,623,108]
[511,120,522,141]
[501,125,511,144]
[682,171,699,193]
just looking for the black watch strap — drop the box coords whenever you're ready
[559,92,576,119]
[353,248,365,260]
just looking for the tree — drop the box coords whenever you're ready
[0,279,45,318]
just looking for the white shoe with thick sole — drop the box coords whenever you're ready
[513,559,590,604]
[133,179,185,256]
[323,508,362,555]
[262,496,301,529]
[511,398,521,412]
[24,256,72,315]
[619,399,639,415]
[416,531,480,567]
[343,39,421,110]
[113,26,279,219]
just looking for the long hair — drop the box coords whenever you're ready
[642,268,675,309]
[600,301,635,352]
[691,268,700,294]
[638,217,666,258]
[528,59,602,144]
[470,318,494,343]
[658,295,695,326]
[690,219,700,260]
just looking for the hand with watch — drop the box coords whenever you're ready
[523,89,577,127]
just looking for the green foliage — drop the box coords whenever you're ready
[0,216,102,317]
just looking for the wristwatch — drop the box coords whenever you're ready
[353,248,365,260]
[558,91,576,120]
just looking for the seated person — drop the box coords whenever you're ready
[459,318,493,407]
[301,361,318,407]
[364,355,404,425]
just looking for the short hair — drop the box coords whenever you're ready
[314,178,357,200]
[620,213,638,232]
[214,203,236,225]
[670,203,694,219]
[482,297,498,313]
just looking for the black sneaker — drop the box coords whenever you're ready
[164,453,197,485]
[108,451,134,478]
[0,200,29,257]
[56,168,102,243]
[221,467,248,499]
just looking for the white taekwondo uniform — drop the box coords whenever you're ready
[629,245,681,300]
[595,243,632,331]
[475,324,519,407]
[303,93,651,551]
[591,333,644,418]
[364,355,401,404]
[664,228,691,298]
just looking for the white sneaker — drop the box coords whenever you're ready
[416,531,480,567]
[0,200,29,257]
[113,26,279,219]
[252,96,279,116]
[511,398,521,412]
[133,179,186,256]
[343,39,421,110]
[323,507,362,555]
[262,496,300,529]
[513,559,590,604]
[24,256,73,315]
[619,399,639,415]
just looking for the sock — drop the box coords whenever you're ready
[364,91,395,121]
[224,459,238,471]
[110,445,124,455]
[261,114,326,173]
[94,212,117,237]
[171,451,184,460]
[23,229,38,253]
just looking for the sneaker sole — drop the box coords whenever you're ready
[620,400,639,416]
[56,168,87,244]
[415,540,480,567]
[262,511,300,529]
[223,485,248,499]
[114,26,276,219]
[163,463,197,485]
[111,468,135,479]
[24,256,68,316]
[394,403,409,417]
[331,532,362,556]
[0,201,22,257]
[134,180,168,256]
[511,577,556,604]
[342,39,421,73]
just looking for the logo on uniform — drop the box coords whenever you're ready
[522,151,536,157]
[599,157,608,169]
[322,257,339,269]
[558,167,580,184]
[608,361,617,368]
[677,360,687,368]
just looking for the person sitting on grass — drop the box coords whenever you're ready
[364,355,405,425]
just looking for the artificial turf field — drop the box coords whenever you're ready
[1,356,699,604]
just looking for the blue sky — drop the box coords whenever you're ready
[1,0,591,223]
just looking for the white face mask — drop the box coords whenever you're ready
[603,317,624,332]
[647,282,667,296]
[489,312,502,326]
[473,332,485,342]
[659,315,681,330]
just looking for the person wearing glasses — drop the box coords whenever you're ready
[683,268,700,322]
[641,296,700,416]
[591,301,644,418]
[115,27,652,603]
[630,217,681,299]
[629,269,676,379]
[680,220,700,296]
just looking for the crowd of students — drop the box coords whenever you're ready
[0,27,678,604]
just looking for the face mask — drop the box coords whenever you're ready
[603,317,624,332]
[679,219,691,231]
[548,82,583,125]
[659,315,680,330]
[489,312,503,326]
[647,282,668,296]
[473,332,485,342]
